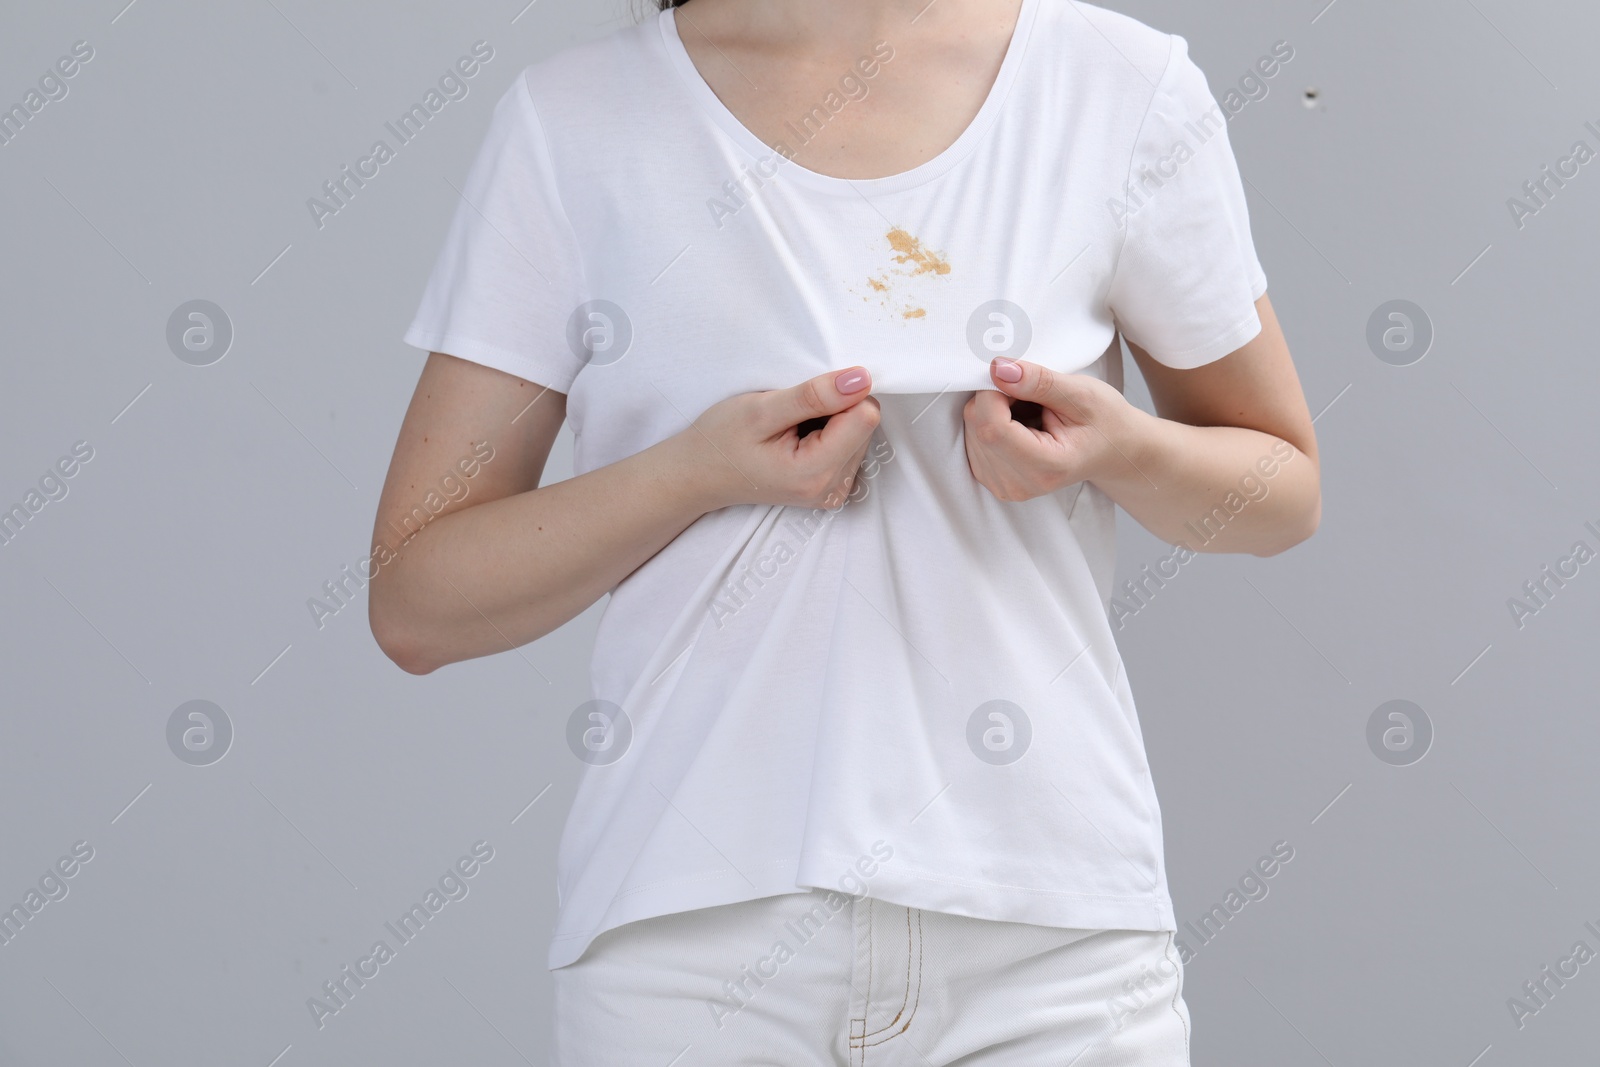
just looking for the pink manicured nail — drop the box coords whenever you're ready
[992,357,1022,383]
[835,369,868,393]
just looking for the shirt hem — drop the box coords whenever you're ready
[798,852,1175,933]
[547,860,808,970]
[545,855,1176,969]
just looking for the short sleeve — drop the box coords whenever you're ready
[402,69,589,392]
[1106,35,1268,370]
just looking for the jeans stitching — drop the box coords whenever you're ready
[848,897,874,1065]
[859,906,924,1047]
[1163,930,1190,1058]
[859,902,909,1039]
[865,897,874,1046]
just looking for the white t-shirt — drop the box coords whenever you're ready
[404,0,1268,969]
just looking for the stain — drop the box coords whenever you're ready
[848,228,952,323]
[885,228,951,276]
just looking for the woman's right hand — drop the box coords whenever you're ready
[677,366,882,512]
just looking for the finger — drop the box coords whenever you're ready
[966,388,1006,414]
[965,391,1056,497]
[989,358,1090,421]
[964,419,1017,501]
[803,394,880,461]
[814,392,880,439]
[1039,404,1073,437]
[763,366,874,433]
[964,389,1032,452]
[965,388,1014,431]
[812,411,880,508]
[833,434,878,505]
[967,428,1040,502]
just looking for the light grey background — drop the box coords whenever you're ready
[1,0,1595,1064]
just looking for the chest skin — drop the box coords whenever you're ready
[673,0,1026,181]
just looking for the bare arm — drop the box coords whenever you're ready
[964,293,1320,556]
[368,353,881,675]
[367,353,707,674]
[1104,293,1320,556]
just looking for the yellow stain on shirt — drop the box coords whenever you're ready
[886,228,952,276]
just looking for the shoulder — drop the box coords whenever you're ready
[1033,0,1179,86]
[518,15,666,117]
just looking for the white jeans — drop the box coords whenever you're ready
[550,889,1191,1066]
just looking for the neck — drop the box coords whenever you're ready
[696,0,1007,48]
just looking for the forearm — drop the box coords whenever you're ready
[370,432,716,674]
[1091,405,1320,556]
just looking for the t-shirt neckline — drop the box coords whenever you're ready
[657,0,1041,197]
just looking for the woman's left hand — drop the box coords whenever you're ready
[962,356,1142,502]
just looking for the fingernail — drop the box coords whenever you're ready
[992,357,1022,383]
[835,368,868,393]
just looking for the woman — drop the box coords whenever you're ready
[372,0,1320,1062]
